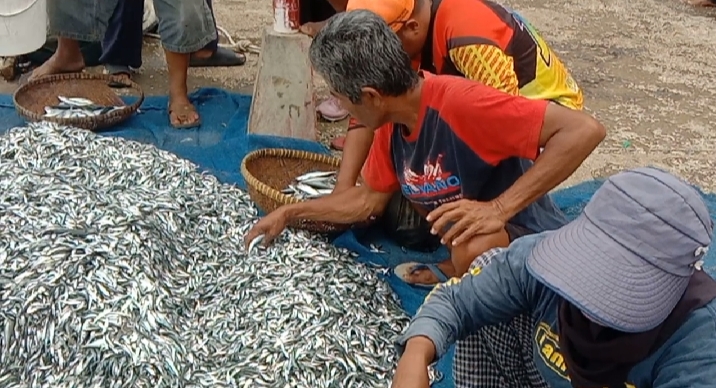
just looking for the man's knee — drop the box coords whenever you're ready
[48,0,118,41]
[451,229,510,274]
[153,0,217,53]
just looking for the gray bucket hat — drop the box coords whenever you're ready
[526,167,713,333]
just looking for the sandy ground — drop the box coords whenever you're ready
[1,0,715,192]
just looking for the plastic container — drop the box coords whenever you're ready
[0,0,48,56]
[272,0,300,33]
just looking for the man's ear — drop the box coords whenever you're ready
[403,19,421,37]
[361,87,383,108]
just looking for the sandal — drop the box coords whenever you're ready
[168,102,201,129]
[394,262,450,289]
[189,47,246,68]
[104,64,132,88]
[330,136,346,151]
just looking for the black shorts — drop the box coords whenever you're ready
[505,223,535,242]
[299,0,336,24]
[381,194,536,251]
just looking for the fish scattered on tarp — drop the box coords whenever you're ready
[43,95,126,119]
[0,122,443,388]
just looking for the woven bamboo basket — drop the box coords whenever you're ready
[13,72,144,131]
[241,148,353,234]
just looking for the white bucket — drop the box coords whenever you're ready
[0,0,47,56]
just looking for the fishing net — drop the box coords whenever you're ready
[0,123,428,387]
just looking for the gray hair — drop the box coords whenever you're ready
[309,10,419,104]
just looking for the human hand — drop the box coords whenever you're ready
[426,200,507,246]
[391,337,434,388]
[244,208,289,249]
[299,21,326,37]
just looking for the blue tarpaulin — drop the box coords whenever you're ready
[2,88,715,387]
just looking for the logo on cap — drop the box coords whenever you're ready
[693,246,709,271]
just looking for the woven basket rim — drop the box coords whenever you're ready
[12,72,145,129]
[240,148,341,207]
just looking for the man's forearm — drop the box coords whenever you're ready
[495,120,606,219]
[283,186,386,224]
[335,126,375,190]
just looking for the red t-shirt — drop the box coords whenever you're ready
[361,72,555,231]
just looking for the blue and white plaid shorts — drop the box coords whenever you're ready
[452,248,550,388]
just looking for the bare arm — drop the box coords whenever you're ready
[245,184,393,247]
[334,126,375,192]
[283,184,393,224]
[494,103,606,219]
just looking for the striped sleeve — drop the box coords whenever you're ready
[448,45,520,96]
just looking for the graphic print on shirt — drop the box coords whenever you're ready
[534,322,636,388]
[401,153,461,200]
[509,10,551,67]
[390,108,524,215]
[429,0,584,109]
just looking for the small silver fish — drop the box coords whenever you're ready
[247,234,265,252]
[295,171,336,181]
[57,96,94,106]
[283,171,340,200]
[43,96,125,119]
[0,122,428,388]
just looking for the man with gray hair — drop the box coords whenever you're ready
[392,167,716,388]
[246,10,604,289]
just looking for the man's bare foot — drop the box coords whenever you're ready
[401,260,456,285]
[29,38,85,81]
[193,48,214,60]
[688,0,715,6]
[168,96,200,129]
[189,47,246,68]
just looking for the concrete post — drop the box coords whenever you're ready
[247,27,316,141]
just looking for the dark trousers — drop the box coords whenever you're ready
[299,0,337,24]
[99,0,220,69]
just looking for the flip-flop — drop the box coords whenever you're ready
[330,136,346,151]
[104,64,132,88]
[168,103,201,129]
[189,47,246,68]
[394,262,450,289]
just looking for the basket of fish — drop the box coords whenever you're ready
[13,72,144,130]
[241,148,354,233]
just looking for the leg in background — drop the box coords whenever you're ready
[153,0,217,128]
[100,0,145,81]
[189,0,247,68]
[30,0,120,80]
[298,0,348,123]
[689,0,715,6]
[399,229,510,285]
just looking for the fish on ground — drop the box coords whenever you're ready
[0,122,442,388]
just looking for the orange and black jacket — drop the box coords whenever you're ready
[420,0,583,110]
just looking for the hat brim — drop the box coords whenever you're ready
[526,214,689,333]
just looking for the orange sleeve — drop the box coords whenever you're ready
[448,45,519,96]
[360,124,400,193]
[440,80,548,165]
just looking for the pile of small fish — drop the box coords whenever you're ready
[43,96,126,119]
[282,171,337,199]
[0,123,442,388]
